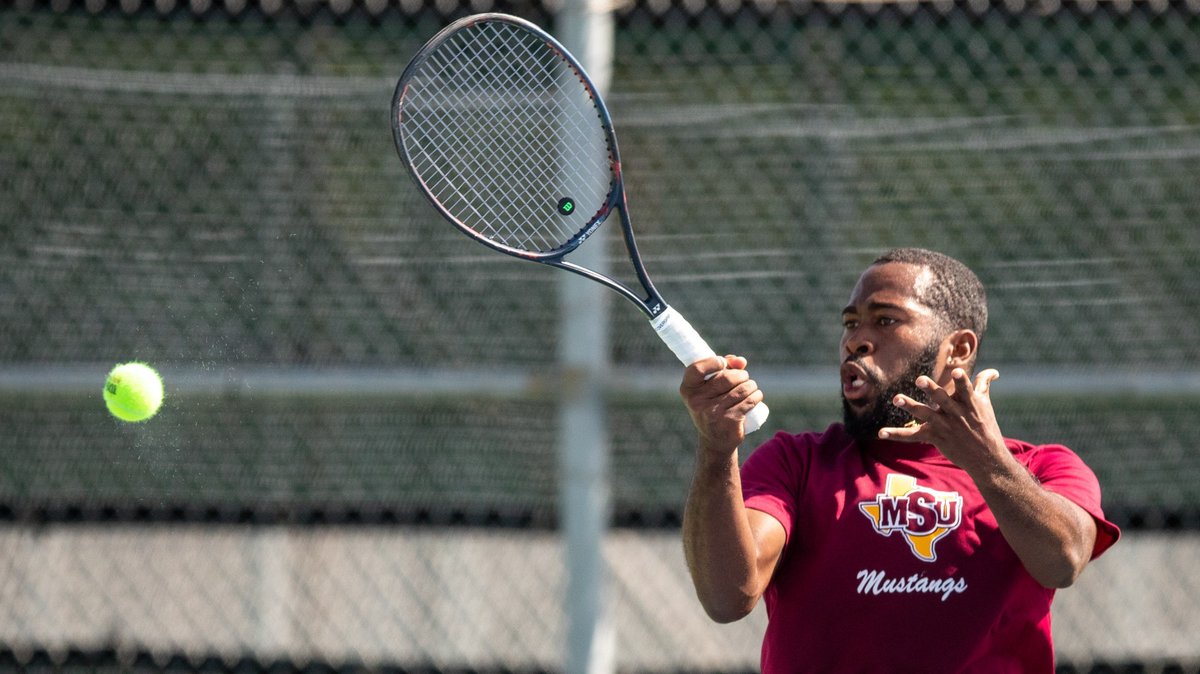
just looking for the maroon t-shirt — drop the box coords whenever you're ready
[741,424,1120,673]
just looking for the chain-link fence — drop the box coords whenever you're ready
[2,0,1200,671]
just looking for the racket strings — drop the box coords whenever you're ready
[399,21,614,254]
[422,30,602,248]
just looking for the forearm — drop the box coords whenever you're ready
[969,454,1096,588]
[682,445,763,623]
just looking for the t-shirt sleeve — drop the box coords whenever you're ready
[740,431,808,545]
[1025,443,1121,559]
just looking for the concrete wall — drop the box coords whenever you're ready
[0,526,1193,669]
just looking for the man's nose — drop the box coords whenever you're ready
[844,331,873,357]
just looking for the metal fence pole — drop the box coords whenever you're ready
[556,1,616,672]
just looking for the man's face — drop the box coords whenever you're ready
[839,262,948,443]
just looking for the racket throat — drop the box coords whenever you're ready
[550,258,666,318]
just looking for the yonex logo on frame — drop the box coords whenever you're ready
[859,474,963,563]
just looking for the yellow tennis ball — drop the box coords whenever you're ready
[103,362,164,422]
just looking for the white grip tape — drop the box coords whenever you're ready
[650,307,716,366]
[744,400,769,435]
[650,307,770,434]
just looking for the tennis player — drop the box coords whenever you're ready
[680,247,1120,672]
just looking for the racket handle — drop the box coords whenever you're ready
[650,307,770,435]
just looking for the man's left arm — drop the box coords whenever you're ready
[960,448,1098,588]
[880,368,1098,588]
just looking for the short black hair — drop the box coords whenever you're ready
[872,247,988,344]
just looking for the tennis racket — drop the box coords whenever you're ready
[390,13,769,434]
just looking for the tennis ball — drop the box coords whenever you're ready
[103,362,164,422]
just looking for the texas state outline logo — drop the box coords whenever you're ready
[858,473,963,562]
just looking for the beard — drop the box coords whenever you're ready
[842,342,941,445]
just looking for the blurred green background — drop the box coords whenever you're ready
[3,2,1198,524]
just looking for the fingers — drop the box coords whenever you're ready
[885,367,1000,443]
[682,354,753,387]
[680,355,760,413]
[682,355,728,387]
[728,378,763,409]
[880,387,941,441]
[723,354,749,370]
[884,374,959,442]
[951,369,972,400]
[974,368,1000,396]
[892,393,934,421]
[680,355,762,446]
[919,369,973,406]
[890,393,945,443]
[915,375,951,411]
[879,394,930,439]
[941,368,979,403]
[918,367,1000,406]
[878,423,922,441]
[697,371,759,411]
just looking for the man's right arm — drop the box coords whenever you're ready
[682,441,786,622]
[679,356,784,623]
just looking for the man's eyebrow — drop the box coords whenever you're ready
[842,301,909,315]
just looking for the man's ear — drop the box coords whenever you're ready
[944,329,979,369]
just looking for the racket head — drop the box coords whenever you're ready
[392,13,621,261]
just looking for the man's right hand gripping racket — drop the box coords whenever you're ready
[391,13,769,434]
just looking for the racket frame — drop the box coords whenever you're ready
[391,12,769,432]
[391,12,668,319]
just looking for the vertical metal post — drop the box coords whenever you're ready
[556,2,616,673]
[254,77,297,654]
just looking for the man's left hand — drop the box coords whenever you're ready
[879,368,1006,472]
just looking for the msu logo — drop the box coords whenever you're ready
[859,474,963,562]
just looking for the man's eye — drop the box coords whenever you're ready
[878,317,897,326]
[842,319,858,330]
